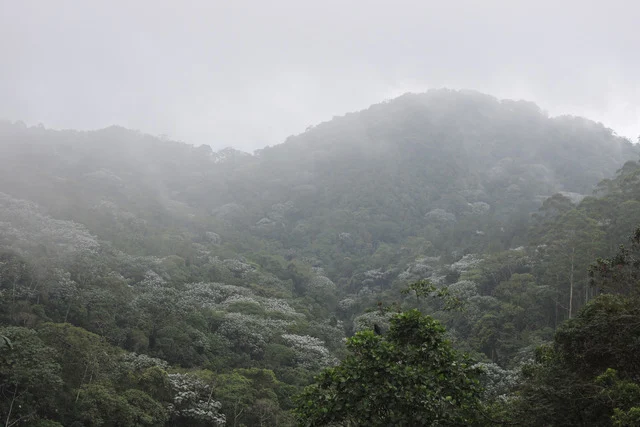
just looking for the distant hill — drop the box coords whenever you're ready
[182,90,639,258]
[2,90,640,426]
[0,89,637,261]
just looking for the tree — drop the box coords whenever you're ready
[0,326,63,426]
[515,294,640,426]
[535,209,603,321]
[73,384,168,427]
[295,310,482,426]
[589,226,640,296]
[515,230,640,426]
[36,323,120,392]
[215,371,254,427]
[211,368,294,426]
[167,373,226,426]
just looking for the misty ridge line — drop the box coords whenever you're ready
[3,3,640,424]
[3,0,639,152]
[2,82,640,426]
[2,89,636,157]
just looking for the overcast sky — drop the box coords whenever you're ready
[1,0,639,151]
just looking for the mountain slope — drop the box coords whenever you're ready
[2,89,640,426]
[1,90,637,260]
[189,90,638,266]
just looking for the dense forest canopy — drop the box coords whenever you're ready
[1,89,640,426]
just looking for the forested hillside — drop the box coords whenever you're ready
[1,90,640,426]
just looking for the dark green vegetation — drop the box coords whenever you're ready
[514,232,640,426]
[1,89,640,425]
[296,309,482,426]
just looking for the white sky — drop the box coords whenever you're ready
[1,0,639,150]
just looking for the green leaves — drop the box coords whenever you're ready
[295,310,483,426]
[516,294,640,426]
[0,326,63,426]
[401,279,464,311]
[74,383,169,427]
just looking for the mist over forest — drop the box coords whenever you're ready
[3,1,640,426]
[2,89,640,426]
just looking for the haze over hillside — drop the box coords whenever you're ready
[2,89,640,426]
[3,1,640,424]
[3,1,640,149]
[1,90,636,254]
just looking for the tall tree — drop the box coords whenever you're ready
[0,326,63,426]
[516,228,640,426]
[515,294,640,426]
[295,310,483,426]
[536,209,603,321]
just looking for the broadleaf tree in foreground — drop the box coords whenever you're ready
[295,309,483,426]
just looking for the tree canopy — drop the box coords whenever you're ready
[1,90,640,425]
[296,309,482,426]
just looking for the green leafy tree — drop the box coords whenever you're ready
[295,309,482,426]
[215,371,255,427]
[74,384,168,427]
[515,294,640,426]
[516,231,640,426]
[0,326,63,426]
[36,323,120,393]
[589,227,640,296]
[535,209,604,321]
[215,368,294,427]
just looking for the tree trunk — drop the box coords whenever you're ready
[555,273,559,329]
[64,300,72,323]
[569,248,575,319]
[233,402,244,427]
[5,384,17,427]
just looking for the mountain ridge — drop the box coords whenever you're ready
[2,90,637,258]
[3,89,640,426]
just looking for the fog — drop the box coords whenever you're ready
[1,0,639,150]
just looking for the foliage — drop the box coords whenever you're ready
[589,226,640,296]
[515,230,640,426]
[0,326,63,426]
[295,310,483,426]
[1,91,639,425]
[167,373,226,426]
[515,294,640,426]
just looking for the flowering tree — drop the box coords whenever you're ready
[281,334,335,369]
[168,373,226,426]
